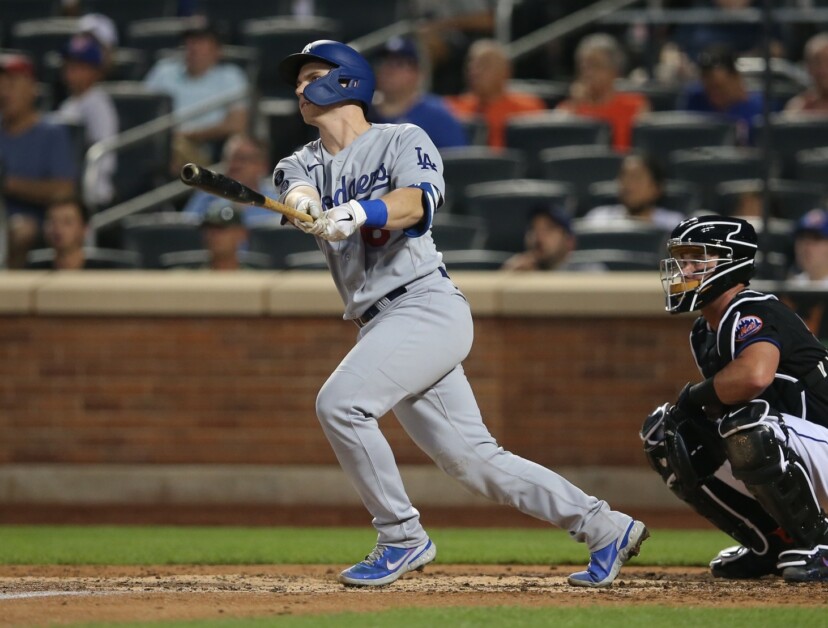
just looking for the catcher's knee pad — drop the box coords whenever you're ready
[721,401,828,548]
[641,403,725,500]
[641,402,778,553]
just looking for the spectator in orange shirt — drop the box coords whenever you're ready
[444,39,546,148]
[556,33,649,151]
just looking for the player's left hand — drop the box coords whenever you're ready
[314,200,367,242]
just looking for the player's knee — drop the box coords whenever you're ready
[641,402,726,501]
[314,377,349,425]
[720,402,783,485]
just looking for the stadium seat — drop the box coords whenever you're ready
[505,112,611,178]
[79,0,176,27]
[631,112,737,164]
[571,218,669,257]
[247,222,319,269]
[430,214,486,251]
[121,212,202,269]
[566,248,661,272]
[126,17,230,53]
[260,98,317,168]
[99,82,174,204]
[158,249,272,270]
[440,147,526,214]
[745,217,796,281]
[315,0,403,43]
[507,79,570,108]
[459,117,488,146]
[539,146,624,215]
[465,179,575,253]
[0,2,59,43]
[173,0,293,41]
[715,179,825,222]
[796,147,828,187]
[26,247,140,269]
[240,17,339,98]
[106,48,149,82]
[615,80,681,112]
[757,114,828,178]
[669,147,764,210]
[440,249,512,271]
[584,179,700,217]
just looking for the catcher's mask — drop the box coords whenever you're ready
[660,215,758,313]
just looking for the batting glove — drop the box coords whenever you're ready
[293,197,323,234]
[314,199,367,242]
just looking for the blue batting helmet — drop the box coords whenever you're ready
[278,40,375,107]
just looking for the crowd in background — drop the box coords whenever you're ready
[0,0,826,312]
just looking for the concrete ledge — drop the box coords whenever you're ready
[0,271,671,318]
[33,272,273,316]
[0,464,677,509]
[0,272,49,314]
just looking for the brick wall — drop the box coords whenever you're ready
[0,314,699,468]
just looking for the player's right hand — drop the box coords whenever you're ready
[293,197,323,234]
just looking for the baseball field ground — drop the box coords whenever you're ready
[1,526,825,627]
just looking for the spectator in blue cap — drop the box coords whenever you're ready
[53,33,118,209]
[368,36,468,149]
[501,203,581,271]
[792,209,828,287]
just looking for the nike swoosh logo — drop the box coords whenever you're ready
[337,215,354,222]
[386,550,413,571]
[307,163,323,172]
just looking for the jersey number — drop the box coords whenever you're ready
[415,147,437,171]
[361,226,390,247]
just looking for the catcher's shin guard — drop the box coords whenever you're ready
[641,403,783,554]
[721,401,828,549]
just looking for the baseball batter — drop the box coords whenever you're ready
[274,40,647,588]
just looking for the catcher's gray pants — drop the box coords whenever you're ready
[315,269,633,551]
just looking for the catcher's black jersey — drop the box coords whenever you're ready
[690,289,828,426]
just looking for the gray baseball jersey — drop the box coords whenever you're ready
[275,123,444,319]
[276,121,635,554]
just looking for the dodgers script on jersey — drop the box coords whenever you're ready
[275,123,444,319]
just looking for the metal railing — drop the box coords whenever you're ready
[85,85,249,238]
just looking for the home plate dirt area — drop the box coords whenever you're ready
[0,565,825,627]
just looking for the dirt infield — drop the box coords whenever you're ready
[1,565,825,627]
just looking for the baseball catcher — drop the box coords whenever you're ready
[643,215,828,582]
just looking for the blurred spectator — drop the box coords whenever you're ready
[444,39,546,148]
[408,0,495,95]
[0,54,76,269]
[581,153,684,230]
[782,208,828,342]
[670,0,784,64]
[785,33,828,114]
[678,45,765,144]
[182,133,275,225]
[791,208,828,286]
[369,37,468,149]
[502,203,591,271]
[144,16,249,173]
[52,33,118,209]
[26,197,93,270]
[556,33,649,151]
[200,203,251,270]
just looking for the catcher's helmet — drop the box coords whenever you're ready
[660,215,758,313]
[278,40,375,107]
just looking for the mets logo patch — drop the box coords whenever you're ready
[735,315,763,341]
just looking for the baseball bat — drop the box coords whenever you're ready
[179,163,313,223]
